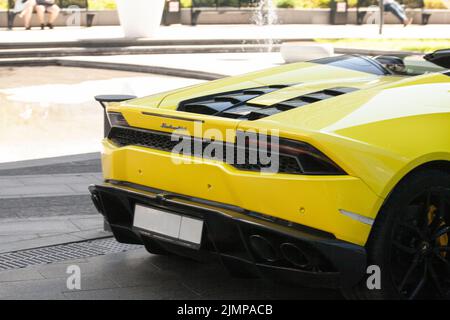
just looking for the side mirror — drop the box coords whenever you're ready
[374,55,406,74]
[424,49,450,69]
[94,95,137,137]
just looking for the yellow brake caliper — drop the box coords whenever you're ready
[428,205,448,258]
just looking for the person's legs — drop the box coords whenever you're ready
[20,0,36,29]
[46,4,60,26]
[35,4,46,25]
[21,6,34,28]
[18,0,31,17]
[384,2,412,25]
[391,2,407,22]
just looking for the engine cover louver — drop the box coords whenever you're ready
[178,85,289,118]
[178,86,358,121]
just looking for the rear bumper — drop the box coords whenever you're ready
[100,140,379,246]
[89,182,367,289]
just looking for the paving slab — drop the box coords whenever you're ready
[0,276,112,298]
[0,268,45,283]
[0,172,102,199]
[0,153,101,175]
[0,152,108,253]
[0,195,98,219]
[0,215,108,253]
[0,234,82,254]
[67,229,111,240]
[62,281,199,300]
[68,216,104,231]
[0,184,76,198]
[15,173,102,186]
[2,292,68,300]
[0,25,449,46]
[33,260,107,279]
[0,248,342,300]
[0,219,80,236]
[0,234,40,243]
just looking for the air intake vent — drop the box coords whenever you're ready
[178,85,290,117]
[178,86,358,121]
[247,87,358,120]
[268,87,358,113]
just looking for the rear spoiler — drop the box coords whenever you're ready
[424,49,450,69]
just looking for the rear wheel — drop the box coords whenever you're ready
[344,169,450,300]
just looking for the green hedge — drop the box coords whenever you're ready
[88,0,116,10]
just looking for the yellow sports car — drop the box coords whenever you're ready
[89,49,450,300]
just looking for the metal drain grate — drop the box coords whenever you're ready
[0,237,142,272]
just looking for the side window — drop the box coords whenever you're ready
[313,55,389,76]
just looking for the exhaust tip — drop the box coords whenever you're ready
[280,243,310,268]
[249,235,278,262]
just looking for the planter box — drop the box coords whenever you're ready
[179,8,331,25]
[0,10,119,28]
[179,8,450,25]
[347,8,450,24]
[116,0,165,38]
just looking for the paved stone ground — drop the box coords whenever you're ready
[0,153,102,176]
[0,172,102,198]
[0,153,109,253]
[0,248,343,300]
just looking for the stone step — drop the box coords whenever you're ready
[0,38,298,50]
[0,43,282,59]
[0,172,102,199]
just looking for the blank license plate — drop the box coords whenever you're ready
[133,204,204,246]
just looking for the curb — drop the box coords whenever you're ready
[0,44,282,59]
[0,153,100,171]
[58,59,227,80]
[334,47,419,56]
[0,38,309,50]
[0,58,227,80]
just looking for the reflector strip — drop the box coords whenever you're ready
[339,209,374,226]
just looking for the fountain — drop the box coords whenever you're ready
[253,0,279,26]
[251,0,280,52]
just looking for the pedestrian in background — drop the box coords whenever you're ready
[382,0,413,26]
[14,0,36,30]
[35,0,60,29]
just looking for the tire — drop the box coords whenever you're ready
[343,169,450,300]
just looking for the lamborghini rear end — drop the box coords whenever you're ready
[89,52,450,297]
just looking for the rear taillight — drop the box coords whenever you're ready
[277,139,346,175]
[237,131,346,175]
